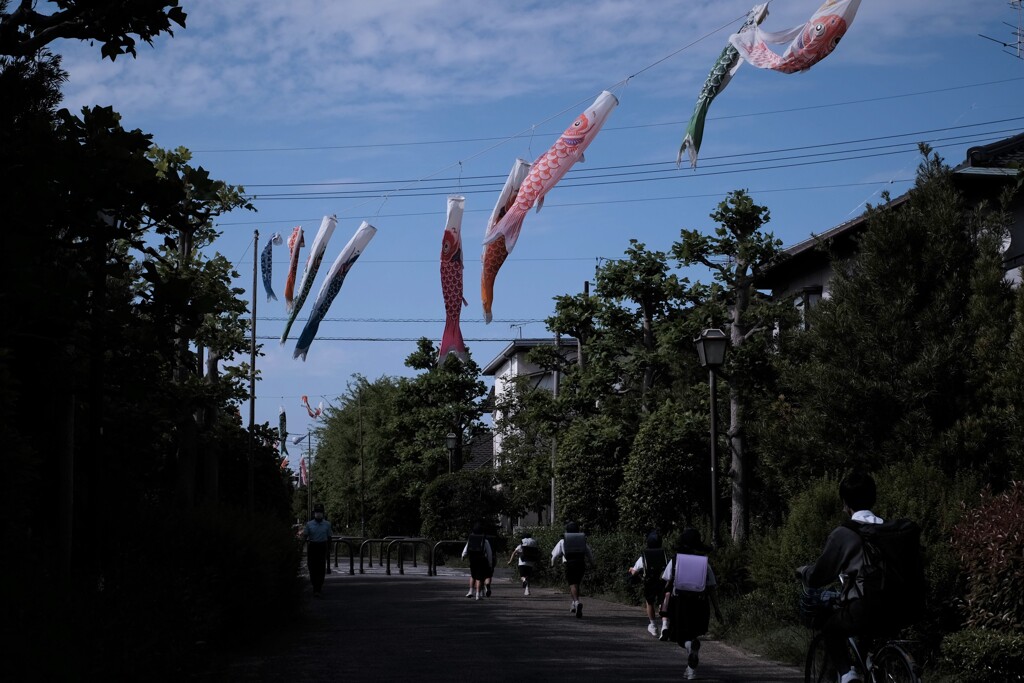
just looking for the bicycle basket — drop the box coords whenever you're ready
[798,586,839,628]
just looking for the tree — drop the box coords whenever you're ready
[780,148,1019,486]
[0,0,187,60]
[492,375,558,524]
[617,402,708,534]
[672,189,791,544]
[420,471,504,540]
[315,341,488,536]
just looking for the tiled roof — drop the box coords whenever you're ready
[461,430,494,471]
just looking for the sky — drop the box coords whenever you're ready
[52,0,1024,468]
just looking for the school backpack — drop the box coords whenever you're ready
[672,553,709,594]
[466,533,486,557]
[520,540,541,563]
[665,554,711,638]
[642,548,668,587]
[563,532,587,562]
[843,518,927,625]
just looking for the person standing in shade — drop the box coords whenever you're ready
[301,503,333,598]
[550,521,595,618]
[507,533,541,596]
[462,522,493,600]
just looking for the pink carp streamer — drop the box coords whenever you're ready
[482,91,618,322]
[439,195,469,363]
[284,226,304,311]
[301,395,323,419]
[729,0,862,74]
[481,160,530,325]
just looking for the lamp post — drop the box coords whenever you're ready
[694,328,728,548]
[445,432,457,474]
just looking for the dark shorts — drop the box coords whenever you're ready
[565,559,585,585]
[643,581,664,606]
[518,564,535,579]
[469,555,491,581]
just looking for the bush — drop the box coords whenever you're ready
[940,628,1024,682]
[951,482,1024,632]
[90,505,302,677]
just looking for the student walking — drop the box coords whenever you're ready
[628,530,670,638]
[301,503,333,598]
[662,528,724,680]
[461,522,494,600]
[550,521,595,618]
[507,533,541,596]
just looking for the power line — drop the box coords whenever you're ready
[194,76,1024,155]
[235,124,1020,203]
[219,178,916,230]
[241,130,1016,201]
[254,337,524,344]
[249,317,543,324]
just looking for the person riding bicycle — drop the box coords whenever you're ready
[797,470,885,683]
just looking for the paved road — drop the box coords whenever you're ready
[207,567,804,682]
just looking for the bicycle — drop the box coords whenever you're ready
[799,584,922,683]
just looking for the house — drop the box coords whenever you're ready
[759,132,1024,308]
[482,337,578,530]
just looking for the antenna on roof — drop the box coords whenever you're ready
[979,1,1023,60]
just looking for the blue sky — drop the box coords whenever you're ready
[54,1,1024,467]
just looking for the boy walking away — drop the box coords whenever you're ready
[662,528,724,680]
[461,523,493,600]
[628,530,670,638]
[550,521,595,618]
[507,533,541,596]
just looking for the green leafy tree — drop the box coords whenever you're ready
[672,189,792,544]
[617,402,708,535]
[778,148,1018,484]
[555,414,632,531]
[492,375,558,523]
[420,470,504,540]
[315,341,488,536]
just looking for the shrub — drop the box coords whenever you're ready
[89,505,302,677]
[940,628,1024,683]
[951,482,1024,632]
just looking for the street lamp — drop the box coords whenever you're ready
[694,328,728,548]
[445,432,458,474]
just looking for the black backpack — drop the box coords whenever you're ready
[642,548,668,588]
[843,519,926,625]
[466,533,486,557]
[520,542,541,562]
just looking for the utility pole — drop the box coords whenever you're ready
[248,230,257,514]
[550,332,560,526]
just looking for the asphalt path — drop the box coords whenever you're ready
[207,568,804,682]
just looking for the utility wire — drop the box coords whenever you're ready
[194,76,1024,155]
[241,131,1015,201]
[237,121,1020,195]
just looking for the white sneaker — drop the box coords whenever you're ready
[524,587,530,596]
[475,592,481,600]
[839,669,863,683]
[570,602,577,614]
[465,591,473,598]
[659,625,670,641]
[647,623,658,637]
[685,665,697,680]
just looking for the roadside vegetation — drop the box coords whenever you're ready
[3,2,1023,681]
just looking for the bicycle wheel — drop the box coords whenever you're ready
[872,644,920,683]
[805,632,839,683]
